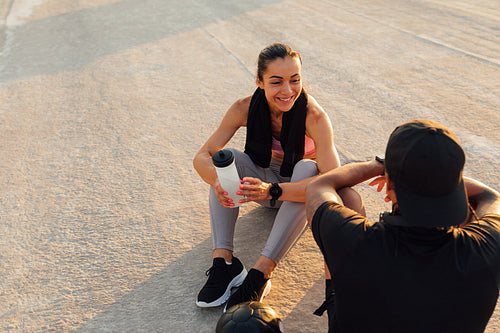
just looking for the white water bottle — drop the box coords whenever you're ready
[212,149,244,207]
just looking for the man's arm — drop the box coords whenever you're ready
[305,160,384,225]
[464,177,500,219]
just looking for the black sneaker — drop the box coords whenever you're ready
[196,257,247,307]
[223,268,272,312]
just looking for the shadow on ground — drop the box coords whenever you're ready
[75,206,327,332]
[0,0,283,83]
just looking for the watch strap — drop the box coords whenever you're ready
[269,183,282,207]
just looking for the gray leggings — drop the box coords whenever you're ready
[210,148,318,263]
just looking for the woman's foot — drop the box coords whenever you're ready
[223,268,271,312]
[196,256,247,307]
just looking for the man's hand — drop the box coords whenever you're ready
[368,176,392,203]
[369,176,387,193]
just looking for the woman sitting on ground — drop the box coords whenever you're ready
[193,42,363,316]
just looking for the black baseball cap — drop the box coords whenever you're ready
[384,119,468,227]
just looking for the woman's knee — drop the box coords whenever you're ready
[338,187,366,216]
[227,148,247,164]
[291,159,318,181]
[226,148,256,177]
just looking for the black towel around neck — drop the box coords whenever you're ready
[244,87,308,177]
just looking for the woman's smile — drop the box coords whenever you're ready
[277,96,293,102]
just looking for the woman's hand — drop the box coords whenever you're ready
[213,178,237,208]
[236,177,272,204]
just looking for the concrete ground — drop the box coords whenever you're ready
[0,0,498,332]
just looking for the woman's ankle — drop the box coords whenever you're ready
[253,255,276,279]
[213,249,233,262]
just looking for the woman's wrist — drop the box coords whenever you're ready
[269,183,283,206]
[265,182,273,200]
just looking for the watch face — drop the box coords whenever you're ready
[270,186,279,196]
[270,183,282,197]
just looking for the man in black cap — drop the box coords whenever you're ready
[305,119,500,333]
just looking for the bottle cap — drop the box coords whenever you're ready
[212,149,234,168]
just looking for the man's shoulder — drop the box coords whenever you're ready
[464,213,500,235]
[311,201,381,257]
[458,214,500,267]
[481,213,500,225]
[312,200,375,232]
[313,200,350,220]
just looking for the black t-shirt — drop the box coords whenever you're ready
[312,201,500,333]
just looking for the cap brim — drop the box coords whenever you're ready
[393,178,468,227]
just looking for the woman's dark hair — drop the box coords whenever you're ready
[257,43,302,82]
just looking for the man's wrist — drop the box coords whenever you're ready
[375,155,385,175]
[375,155,385,165]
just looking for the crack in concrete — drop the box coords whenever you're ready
[202,27,254,79]
[0,0,15,27]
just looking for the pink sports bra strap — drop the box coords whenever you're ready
[272,136,315,155]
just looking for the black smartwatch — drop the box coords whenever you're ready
[269,183,282,207]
